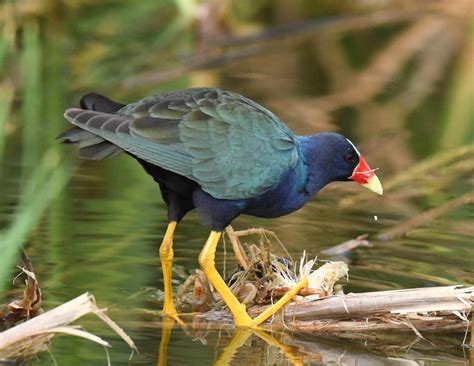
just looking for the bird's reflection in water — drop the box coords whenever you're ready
[156,318,307,366]
[156,317,175,366]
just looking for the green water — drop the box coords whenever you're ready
[0,1,473,365]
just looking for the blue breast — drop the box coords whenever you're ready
[242,137,328,218]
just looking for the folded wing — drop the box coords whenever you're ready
[63,88,299,199]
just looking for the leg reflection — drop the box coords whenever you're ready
[157,317,175,366]
[254,329,304,366]
[213,329,253,366]
[213,328,304,366]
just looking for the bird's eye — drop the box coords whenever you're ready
[344,153,356,163]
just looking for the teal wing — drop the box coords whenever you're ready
[64,88,299,199]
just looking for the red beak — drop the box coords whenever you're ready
[349,156,383,195]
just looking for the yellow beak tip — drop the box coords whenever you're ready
[362,175,383,195]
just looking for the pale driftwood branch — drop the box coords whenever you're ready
[0,293,137,359]
[193,286,473,334]
[277,286,473,320]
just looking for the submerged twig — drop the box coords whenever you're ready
[321,234,371,256]
[376,192,474,241]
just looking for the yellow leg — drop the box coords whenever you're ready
[198,231,308,328]
[160,221,178,319]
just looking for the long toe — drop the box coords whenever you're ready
[253,278,308,326]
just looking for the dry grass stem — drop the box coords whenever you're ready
[225,226,249,269]
[0,293,137,361]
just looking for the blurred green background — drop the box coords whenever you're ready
[0,0,473,364]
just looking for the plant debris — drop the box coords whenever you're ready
[0,251,43,331]
[172,229,472,339]
[177,228,349,312]
[0,252,137,363]
[0,293,137,362]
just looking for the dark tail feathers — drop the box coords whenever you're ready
[57,93,125,160]
[79,92,125,113]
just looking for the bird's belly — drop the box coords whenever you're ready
[134,156,197,197]
[243,194,305,218]
[242,170,310,218]
[243,206,296,218]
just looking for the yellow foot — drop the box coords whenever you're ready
[199,231,308,330]
[233,278,308,329]
[162,305,185,326]
[162,308,177,318]
[251,278,308,327]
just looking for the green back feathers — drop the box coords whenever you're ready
[64,88,299,199]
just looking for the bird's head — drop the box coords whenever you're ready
[311,133,383,195]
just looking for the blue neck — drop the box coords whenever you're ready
[296,134,333,198]
[242,135,332,218]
